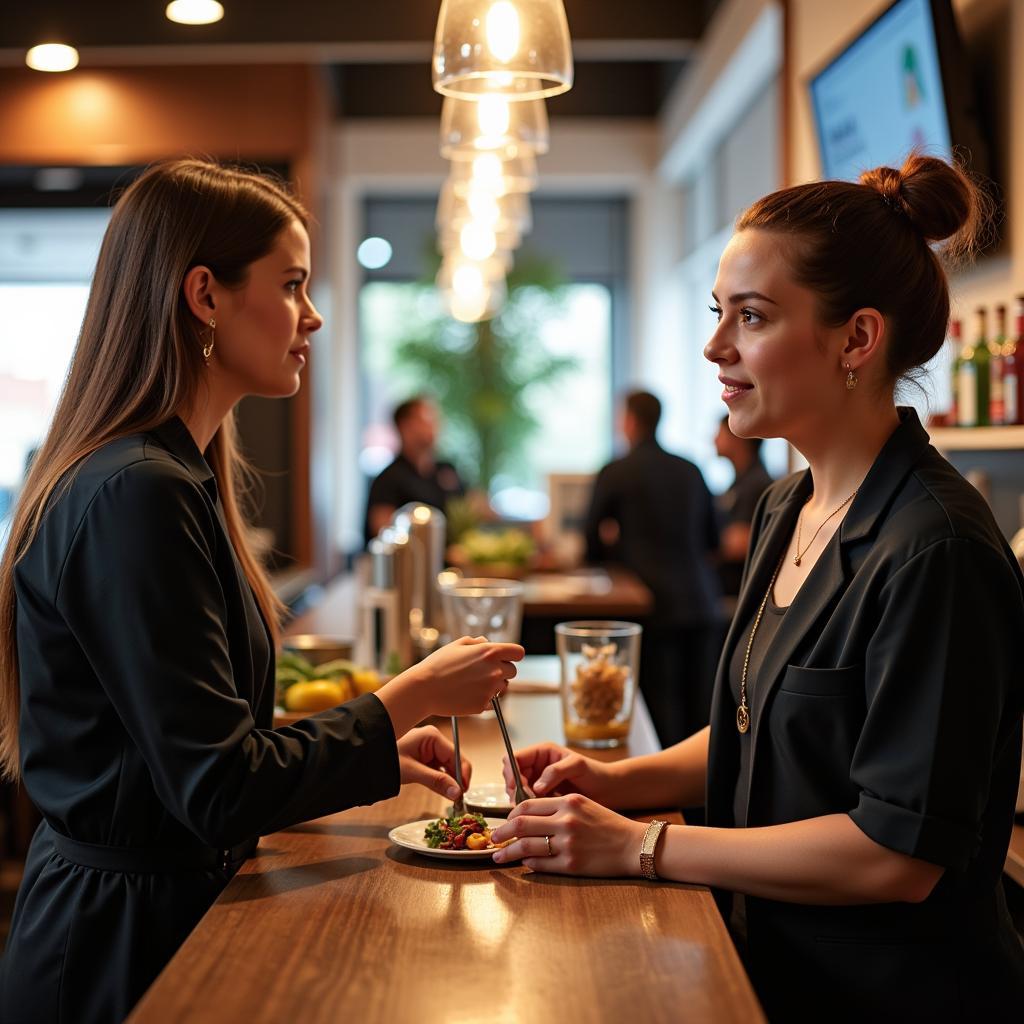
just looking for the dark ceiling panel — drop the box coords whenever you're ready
[0,1,714,49]
[333,60,687,118]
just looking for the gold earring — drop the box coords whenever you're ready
[845,362,858,390]
[203,318,216,365]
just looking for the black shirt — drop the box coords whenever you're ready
[364,454,465,544]
[3,417,401,1023]
[584,438,721,626]
[705,407,1024,1021]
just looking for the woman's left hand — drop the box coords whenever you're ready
[397,726,471,801]
[489,793,647,876]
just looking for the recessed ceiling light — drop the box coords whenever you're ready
[166,1,225,26]
[25,43,79,73]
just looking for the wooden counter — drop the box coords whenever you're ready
[129,667,763,1023]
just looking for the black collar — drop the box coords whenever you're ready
[149,417,217,496]
[762,406,931,546]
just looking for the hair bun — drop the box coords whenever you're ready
[860,154,979,251]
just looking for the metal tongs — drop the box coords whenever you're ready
[450,716,467,815]
[491,695,533,805]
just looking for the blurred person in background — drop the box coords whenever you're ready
[714,415,773,601]
[584,390,721,747]
[364,395,465,544]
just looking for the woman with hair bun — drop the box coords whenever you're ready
[494,154,1024,1020]
[0,159,523,1023]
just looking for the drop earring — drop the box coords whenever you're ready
[845,362,858,390]
[203,318,216,365]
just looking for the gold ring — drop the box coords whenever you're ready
[544,835,553,857]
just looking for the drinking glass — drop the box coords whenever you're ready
[440,578,525,643]
[556,621,641,748]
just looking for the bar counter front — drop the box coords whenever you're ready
[128,660,763,1023]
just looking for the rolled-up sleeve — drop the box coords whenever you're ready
[56,460,400,848]
[848,537,1023,870]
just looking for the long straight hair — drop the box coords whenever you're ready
[0,159,305,780]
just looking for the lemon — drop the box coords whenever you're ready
[352,669,382,694]
[284,679,346,712]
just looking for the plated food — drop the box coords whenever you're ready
[387,816,515,860]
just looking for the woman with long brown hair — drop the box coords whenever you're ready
[493,154,1024,1020]
[0,159,522,1023]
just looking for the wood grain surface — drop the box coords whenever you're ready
[129,688,763,1023]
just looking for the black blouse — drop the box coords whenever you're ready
[705,408,1024,1022]
[2,418,401,1023]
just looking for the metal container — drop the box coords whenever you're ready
[392,503,447,662]
[281,634,354,666]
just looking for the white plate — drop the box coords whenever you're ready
[388,817,510,860]
[464,783,514,816]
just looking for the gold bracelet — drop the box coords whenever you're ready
[639,819,668,880]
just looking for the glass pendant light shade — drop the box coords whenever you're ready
[438,221,522,261]
[436,183,533,236]
[444,277,508,323]
[440,95,549,159]
[433,0,573,101]
[449,150,538,198]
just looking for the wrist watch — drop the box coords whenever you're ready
[639,819,669,880]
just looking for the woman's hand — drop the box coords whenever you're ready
[489,793,646,876]
[503,743,617,805]
[377,636,524,737]
[397,726,471,801]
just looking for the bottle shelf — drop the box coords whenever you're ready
[927,426,1024,451]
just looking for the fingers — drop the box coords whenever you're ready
[491,800,564,842]
[488,642,525,662]
[493,835,555,866]
[400,757,462,802]
[533,756,580,795]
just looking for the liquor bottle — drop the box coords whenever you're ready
[948,318,962,424]
[971,306,991,427]
[1005,296,1024,426]
[989,304,1007,425]
[955,318,977,427]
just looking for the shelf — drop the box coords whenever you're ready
[927,426,1024,451]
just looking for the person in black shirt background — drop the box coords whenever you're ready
[584,390,721,746]
[714,414,773,600]
[364,395,465,544]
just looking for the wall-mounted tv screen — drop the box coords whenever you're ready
[809,0,981,181]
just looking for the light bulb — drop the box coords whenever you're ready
[486,2,521,63]
[477,96,511,139]
[471,153,504,186]
[467,191,501,226]
[453,264,486,299]
[459,222,498,261]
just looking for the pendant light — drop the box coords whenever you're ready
[449,150,538,198]
[433,0,573,101]
[440,95,549,160]
[436,183,533,236]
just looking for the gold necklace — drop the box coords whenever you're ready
[792,490,858,566]
[736,555,784,734]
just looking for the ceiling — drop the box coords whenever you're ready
[0,1,722,117]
